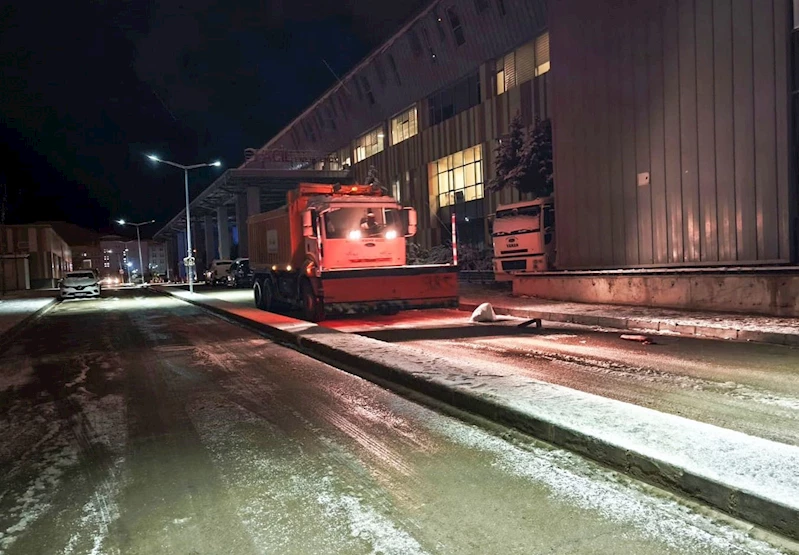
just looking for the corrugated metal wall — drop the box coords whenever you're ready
[550,0,793,269]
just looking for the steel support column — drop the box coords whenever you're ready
[217,206,231,260]
[235,193,249,257]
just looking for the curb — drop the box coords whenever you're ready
[160,288,799,543]
[0,298,59,350]
[459,301,799,347]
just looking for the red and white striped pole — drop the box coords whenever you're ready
[451,212,458,267]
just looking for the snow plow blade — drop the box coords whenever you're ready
[320,265,459,315]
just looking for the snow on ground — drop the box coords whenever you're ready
[437,338,799,412]
[308,331,799,512]
[0,298,53,336]
[418,412,785,555]
[461,290,799,335]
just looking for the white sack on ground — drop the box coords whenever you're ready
[470,303,497,323]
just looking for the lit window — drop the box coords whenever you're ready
[353,127,385,163]
[104,262,110,268]
[535,32,550,76]
[446,6,465,46]
[428,145,484,208]
[390,105,418,145]
[495,31,550,96]
[392,177,402,202]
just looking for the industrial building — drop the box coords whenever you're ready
[0,224,72,290]
[155,0,798,315]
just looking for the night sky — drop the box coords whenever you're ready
[0,0,426,234]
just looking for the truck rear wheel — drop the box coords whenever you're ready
[254,279,272,311]
[301,279,324,322]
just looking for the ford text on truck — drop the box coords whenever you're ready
[248,182,459,321]
[491,197,555,281]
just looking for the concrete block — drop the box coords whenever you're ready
[660,323,697,336]
[736,330,790,345]
[693,326,739,341]
[627,319,661,331]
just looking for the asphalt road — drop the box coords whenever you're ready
[0,288,788,554]
[195,287,799,447]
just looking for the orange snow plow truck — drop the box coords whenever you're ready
[248,182,459,321]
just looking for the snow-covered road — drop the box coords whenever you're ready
[0,289,791,554]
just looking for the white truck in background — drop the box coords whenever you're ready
[491,196,555,281]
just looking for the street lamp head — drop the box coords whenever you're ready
[147,154,160,162]
[211,160,222,167]
[117,219,126,225]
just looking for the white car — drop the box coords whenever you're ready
[59,271,101,300]
[204,259,233,286]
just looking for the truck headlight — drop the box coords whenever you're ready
[348,230,362,240]
[385,230,397,240]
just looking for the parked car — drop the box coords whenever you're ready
[204,259,233,286]
[226,258,253,288]
[59,270,101,300]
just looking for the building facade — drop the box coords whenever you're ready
[240,0,552,249]
[1,224,72,289]
[157,0,796,280]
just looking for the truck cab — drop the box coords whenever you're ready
[302,192,416,272]
[491,197,555,281]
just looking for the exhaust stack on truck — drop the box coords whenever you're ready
[248,182,458,321]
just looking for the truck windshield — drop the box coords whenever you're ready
[324,207,401,238]
[493,205,541,236]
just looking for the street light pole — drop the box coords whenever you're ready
[184,168,193,292]
[146,155,221,294]
[116,219,155,284]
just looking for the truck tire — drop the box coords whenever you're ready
[254,279,272,311]
[301,279,324,322]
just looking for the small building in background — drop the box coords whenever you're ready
[0,224,72,290]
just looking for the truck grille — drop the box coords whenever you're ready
[501,260,527,271]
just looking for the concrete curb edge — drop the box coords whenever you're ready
[459,301,799,347]
[159,288,799,543]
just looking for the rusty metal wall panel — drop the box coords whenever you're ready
[732,0,758,261]
[550,0,792,269]
[648,7,669,265]
[775,0,791,260]
[679,0,701,263]
[713,0,737,262]
[753,2,780,260]
[663,0,684,264]
[695,0,719,262]
[634,3,653,265]
[620,2,639,266]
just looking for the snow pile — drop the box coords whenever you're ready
[469,303,497,323]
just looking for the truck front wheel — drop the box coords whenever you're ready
[301,279,324,322]
[254,279,272,311]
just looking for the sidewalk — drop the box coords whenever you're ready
[0,294,58,342]
[459,286,799,346]
[157,286,799,543]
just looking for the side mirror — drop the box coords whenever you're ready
[404,207,417,237]
[302,210,317,238]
